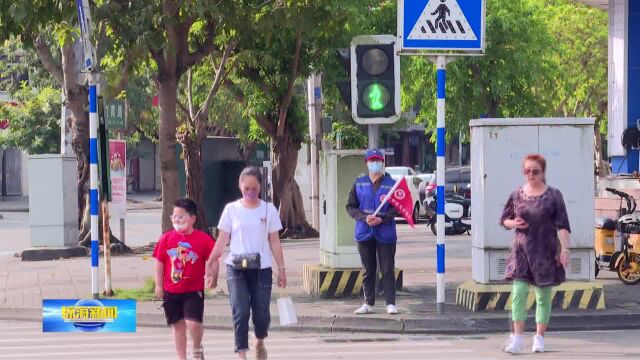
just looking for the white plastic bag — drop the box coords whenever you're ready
[277,296,298,326]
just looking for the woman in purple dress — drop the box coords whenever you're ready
[500,154,571,354]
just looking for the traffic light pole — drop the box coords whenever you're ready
[368,124,380,148]
[436,55,446,314]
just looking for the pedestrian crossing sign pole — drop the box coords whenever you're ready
[76,0,101,300]
[397,0,485,315]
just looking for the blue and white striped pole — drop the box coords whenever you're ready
[76,0,99,300]
[436,55,446,314]
[89,77,99,299]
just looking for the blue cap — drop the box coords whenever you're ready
[365,149,385,162]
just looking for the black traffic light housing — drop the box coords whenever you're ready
[354,43,396,119]
[350,35,400,124]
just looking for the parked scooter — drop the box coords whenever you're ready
[423,185,471,235]
[594,187,640,284]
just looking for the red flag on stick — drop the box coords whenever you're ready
[373,177,415,228]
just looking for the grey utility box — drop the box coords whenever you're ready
[29,155,78,247]
[470,118,595,283]
[319,150,368,268]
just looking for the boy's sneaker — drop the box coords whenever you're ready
[386,304,399,314]
[532,335,545,353]
[503,335,524,354]
[192,345,205,360]
[354,304,374,314]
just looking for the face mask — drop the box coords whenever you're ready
[367,161,384,174]
[242,190,259,201]
[173,223,187,232]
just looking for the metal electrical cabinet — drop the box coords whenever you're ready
[28,155,78,247]
[470,118,595,283]
[319,150,367,268]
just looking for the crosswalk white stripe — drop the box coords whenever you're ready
[96,358,171,360]
[0,328,457,347]
[0,324,40,330]
[0,348,473,359]
[0,331,456,344]
[0,348,176,359]
[0,321,480,360]
[0,333,170,344]
[258,348,474,356]
[0,338,456,351]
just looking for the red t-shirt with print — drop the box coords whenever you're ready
[152,229,215,294]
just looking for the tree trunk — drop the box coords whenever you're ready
[488,98,499,118]
[61,43,123,247]
[59,40,90,227]
[157,77,180,232]
[179,133,208,232]
[68,88,89,226]
[594,124,609,177]
[271,133,318,239]
[241,142,257,161]
[402,133,411,166]
[78,194,129,252]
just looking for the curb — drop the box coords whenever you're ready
[127,205,162,211]
[20,247,87,261]
[3,306,640,334]
[0,207,28,213]
[0,204,161,213]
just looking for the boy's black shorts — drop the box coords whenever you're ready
[162,290,205,325]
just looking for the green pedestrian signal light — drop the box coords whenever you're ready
[362,83,390,111]
[349,35,400,124]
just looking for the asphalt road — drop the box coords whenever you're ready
[1,320,638,359]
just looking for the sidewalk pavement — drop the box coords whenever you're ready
[1,228,639,334]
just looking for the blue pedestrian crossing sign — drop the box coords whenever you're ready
[399,0,485,52]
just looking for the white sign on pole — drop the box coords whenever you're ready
[75,0,97,71]
[398,0,486,52]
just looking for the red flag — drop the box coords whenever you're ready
[385,177,415,227]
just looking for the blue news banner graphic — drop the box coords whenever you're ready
[43,299,136,333]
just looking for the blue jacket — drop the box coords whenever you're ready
[346,173,398,243]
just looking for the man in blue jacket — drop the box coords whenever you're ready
[346,149,399,315]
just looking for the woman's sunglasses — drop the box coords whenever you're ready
[523,168,541,176]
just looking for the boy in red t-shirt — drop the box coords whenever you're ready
[153,198,218,360]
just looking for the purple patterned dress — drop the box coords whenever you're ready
[500,186,571,287]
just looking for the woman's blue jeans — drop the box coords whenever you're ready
[226,265,272,353]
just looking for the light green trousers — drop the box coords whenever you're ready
[511,280,552,324]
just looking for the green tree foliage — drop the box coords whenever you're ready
[99,0,263,232]
[324,122,368,150]
[0,37,62,154]
[544,0,608,131]
[219,0,379,235]
[0,85,61,154]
